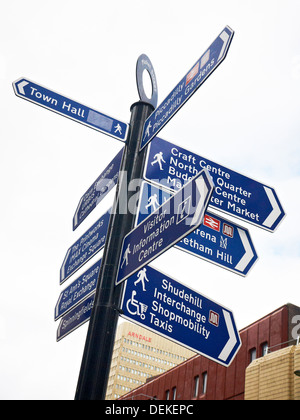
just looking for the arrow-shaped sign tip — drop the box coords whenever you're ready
[218,310,240,365]
[262,186,285,230]
[234,228,256,274]
[217,26,234,62]
[13,78,29,96]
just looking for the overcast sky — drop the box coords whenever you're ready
[1,0,300,399]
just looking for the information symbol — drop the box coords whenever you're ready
[176,197,191,225]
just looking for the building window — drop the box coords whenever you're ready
[172,386,177,400]
[193,376,199,398]
[261,342,268,356]
[202,372,207,394]
[165,389,170,400]
[249,348,256,363]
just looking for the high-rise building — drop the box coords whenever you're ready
[105,321,195,400]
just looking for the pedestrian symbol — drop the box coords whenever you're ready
[144,121,152,139]
[151,151,166,170]
[114,123,123,135]
[145,194,160,212]
[134,268,149,292]
[121,243,131,268]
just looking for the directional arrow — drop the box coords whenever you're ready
[218,30,230,61]
[218,310,238,363]
[121,265,241,367]
[12,77,129,142]
[262,186,282,229]
[234,229,255,272]
[17,80,29,95]
[57,293,95,341]
[73,148,123,230]
[116,168,214,286]
[55,259,101,321]
[190,177,209,226]
[140,26,234,150]
[144,136,285,232]
[60,208,110,284]
[56,261,242,364]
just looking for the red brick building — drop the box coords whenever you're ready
[119,303,300,400]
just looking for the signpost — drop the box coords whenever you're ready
[121,265,241,367]
[75,99,156,400]
[144,136,285,232]
[140,26,234,150]
[55,259,101,321]
[116,168,214,286]
[13,78,129,142]
[13,30,285,399]
[136,182,258,276]
[60,209,110,284]
[73,148,123,230]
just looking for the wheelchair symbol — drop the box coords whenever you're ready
[126,291,148,320]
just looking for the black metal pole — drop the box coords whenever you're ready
[74,100,154,400]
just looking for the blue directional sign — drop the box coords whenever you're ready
[60,209,110,284]
[57,293,95,341]
[121,265,241,367]
[13,78,129,142]
[140,26,234,150]
[144,137,285,232]
[136,182,258,276]
[178,212,257,276]
[73,148,123,230]
[116,169,214,286]
[55,259,101,321]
